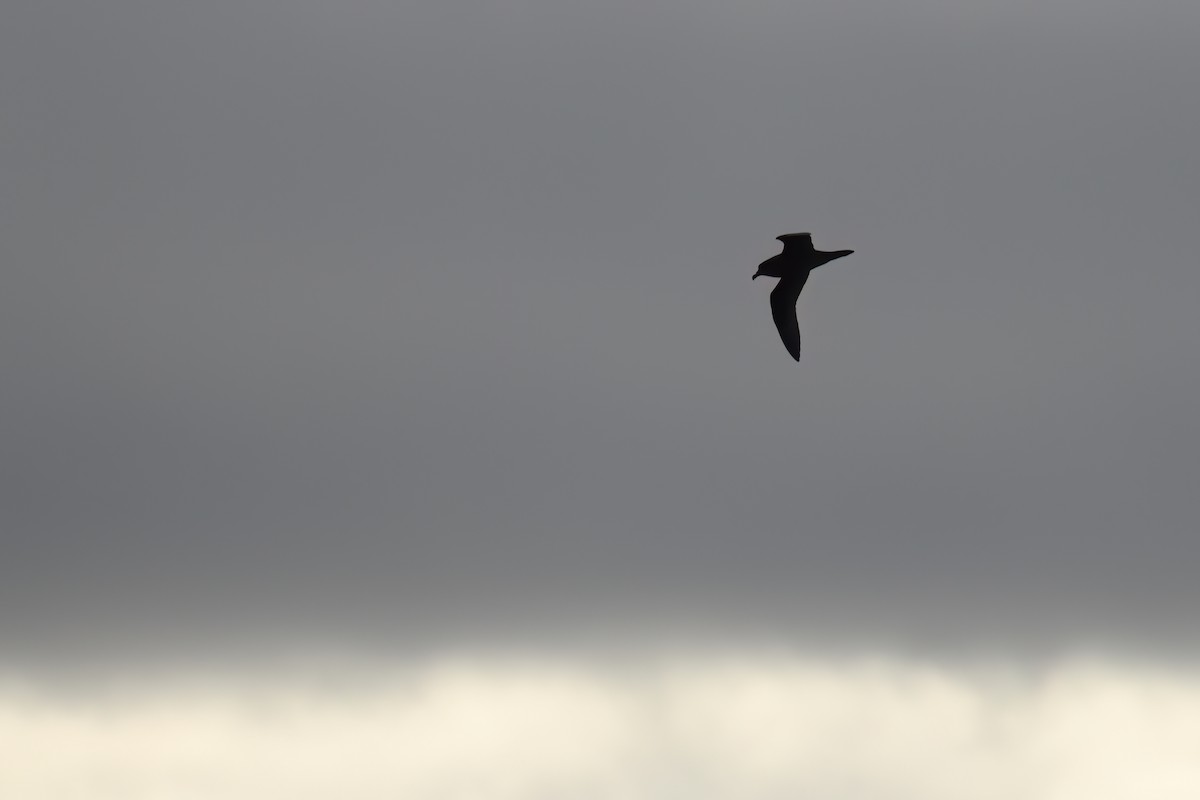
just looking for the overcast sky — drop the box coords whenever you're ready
[5,2,1200,796]
[4,0,1200,664]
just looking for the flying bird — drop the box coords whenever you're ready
[753,232,854,361]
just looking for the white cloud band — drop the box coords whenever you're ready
[3,654,1200,800]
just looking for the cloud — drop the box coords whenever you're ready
[4,652,1200,799]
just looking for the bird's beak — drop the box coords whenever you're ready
[751,272,761,280]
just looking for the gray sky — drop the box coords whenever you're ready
[4,0,1199,664]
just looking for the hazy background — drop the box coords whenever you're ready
[2,1,1199,795]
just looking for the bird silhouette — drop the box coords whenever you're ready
[753,233,854,361]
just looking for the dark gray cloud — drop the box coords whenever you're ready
[3,1,1199,661]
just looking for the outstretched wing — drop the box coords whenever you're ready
[769,273,808,361]
[776,233,814,254]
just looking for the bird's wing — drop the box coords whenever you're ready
[778,233,814,254]
[769,273,807,361]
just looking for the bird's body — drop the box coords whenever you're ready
[752,233,853,361]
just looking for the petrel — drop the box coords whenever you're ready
[753,232,854,361]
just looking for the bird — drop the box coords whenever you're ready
[753,232,854,361]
